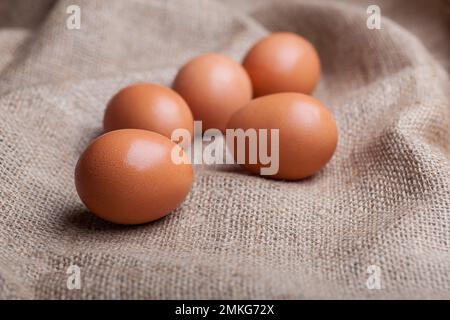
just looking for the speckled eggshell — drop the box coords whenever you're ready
[103,83,194,139]
[243,32,321,97]
[75,129,193,224]
[226,93,338,180]
[173,53,252,132]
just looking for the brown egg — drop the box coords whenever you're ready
[74,129,193,224]
[103,83,194,139]
[173,53,252,132]
[226,93,337,180]
[243,32,321,97]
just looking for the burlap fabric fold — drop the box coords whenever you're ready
[0,0,449,299]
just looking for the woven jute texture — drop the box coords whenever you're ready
[0,0,449,299]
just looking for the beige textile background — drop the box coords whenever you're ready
[0,0,449,299]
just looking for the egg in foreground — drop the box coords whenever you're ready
[75,129,193,224]
[173,53,252,132]
[103,83,194,139]
[243,32,321,97]
[226,93,338,180]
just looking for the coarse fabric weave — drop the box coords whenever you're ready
[0,0,449,299]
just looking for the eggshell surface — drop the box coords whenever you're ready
[75,129,193,224]
[103,83,194,139]
[243,32,321,97]
[173,53,252,132]
[226,93,338,180]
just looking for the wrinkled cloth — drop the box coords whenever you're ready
[0,0,449,299]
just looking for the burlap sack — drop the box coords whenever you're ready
[0,0,449,299]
